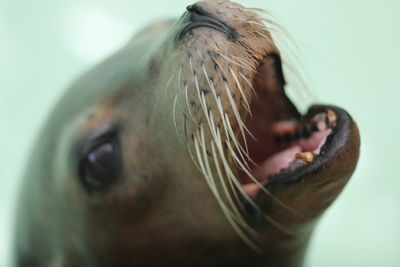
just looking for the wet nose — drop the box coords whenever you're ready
[186,4,209,17]
[177,2,238,42]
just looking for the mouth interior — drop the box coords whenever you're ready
[238,56,338,196]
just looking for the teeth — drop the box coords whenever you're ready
[274,110,337,145]
[295,152,316,163]
[276,123,319,144]
[326,109,337,127]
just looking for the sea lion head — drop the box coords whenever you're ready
[15,1,360,266]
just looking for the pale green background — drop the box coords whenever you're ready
[1,0,399,266]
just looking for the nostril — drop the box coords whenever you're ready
[186,4,207,16]
[186,5,195,12]
[178,3,239,42]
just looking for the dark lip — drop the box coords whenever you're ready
[177,6,238,41]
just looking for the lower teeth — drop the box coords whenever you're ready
[296,152,316,163]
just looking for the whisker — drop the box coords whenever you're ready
[194,127,261,252]
[225,141,301,218]
[217,52,254,71]
[239,72,257,97]
[229,67,252,114]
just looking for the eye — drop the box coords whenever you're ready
[79,137,121,193]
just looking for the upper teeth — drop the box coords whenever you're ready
[326,109,337,128]
[274,110,337,146]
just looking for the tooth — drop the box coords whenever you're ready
[326,109,337,127]
[296,152,316,163]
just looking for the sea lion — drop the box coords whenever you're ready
[14,1,360,267]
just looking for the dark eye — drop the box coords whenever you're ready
[79,138,121,192]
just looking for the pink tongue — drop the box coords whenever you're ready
[254,145,302,180]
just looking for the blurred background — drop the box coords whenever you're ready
[1,0,399,266]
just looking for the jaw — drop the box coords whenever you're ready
[236,55,360,227]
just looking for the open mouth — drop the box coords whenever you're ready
[174,3,358,227]
[237,55,354,198]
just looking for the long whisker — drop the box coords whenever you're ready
[217,52,254,71]
[229,67,251,113]
[194,126,261,252]
[172,0,311,250]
